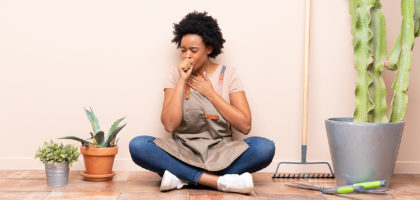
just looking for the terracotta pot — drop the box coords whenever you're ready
[80,146,118,181]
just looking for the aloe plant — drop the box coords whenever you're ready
[60,107,127,147]
[351,0,420,123]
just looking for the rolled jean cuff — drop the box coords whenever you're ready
[192,171,204,184]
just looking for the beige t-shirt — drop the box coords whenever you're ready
[164,64,244,103]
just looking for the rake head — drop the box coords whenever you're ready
[272,161,335,179]
[273,173,334,179]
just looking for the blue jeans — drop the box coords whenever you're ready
[129,135,275,184]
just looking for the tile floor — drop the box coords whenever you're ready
[0,170,419,199]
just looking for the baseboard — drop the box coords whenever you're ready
[1,157,420,174]
[0,157,139,171]
[393,161,420,174]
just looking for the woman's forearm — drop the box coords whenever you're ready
[207,91,251,134]
[161,79,186,132]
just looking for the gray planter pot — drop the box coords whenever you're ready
[325,118,404,187]
[45,162,69,187]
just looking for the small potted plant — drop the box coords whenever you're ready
[60,107,126,182]
[35,140,80,187]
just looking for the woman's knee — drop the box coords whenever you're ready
[244,136,275,162]
[129,135,155,155]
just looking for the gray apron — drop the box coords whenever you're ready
[154,66,249,171]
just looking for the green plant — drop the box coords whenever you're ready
[59,107,126,147]
[35,140,80,167]
[351,0,420,123]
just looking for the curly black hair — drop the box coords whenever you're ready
[172,11,225,58]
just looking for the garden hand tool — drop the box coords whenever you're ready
[286,180,388,194]
[272,0,334,179]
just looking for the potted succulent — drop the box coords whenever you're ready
[35,140,80,187]
[60,107,126,182]
[325,0,420,186]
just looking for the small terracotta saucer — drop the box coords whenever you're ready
[80,171,116,182]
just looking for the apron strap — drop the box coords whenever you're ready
[216,65,226,96]
[204,114,219,120]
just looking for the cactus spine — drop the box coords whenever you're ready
[351,0,419,123]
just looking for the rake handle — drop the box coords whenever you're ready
[301,0,311,161]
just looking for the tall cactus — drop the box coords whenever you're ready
[416,0,420,37]
[389,0,416,122]
[351,0,419,123]
[368,0,388,123]
[351,0,375,123]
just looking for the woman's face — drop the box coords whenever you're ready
[180,34,212,71]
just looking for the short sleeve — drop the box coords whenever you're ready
[164,66,179,90]
[228,68,244,93]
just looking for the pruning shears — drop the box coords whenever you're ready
[286,180,389,194]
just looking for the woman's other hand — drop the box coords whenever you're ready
[187,72,215,98]
[178,58,193,81]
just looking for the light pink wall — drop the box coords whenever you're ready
[0,0,419,173]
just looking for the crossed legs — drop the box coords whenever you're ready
[129,135,275,191]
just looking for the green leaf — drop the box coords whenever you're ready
[103,123,126,147]
[35,140,80,165]
[93,131,104,145]
[104,117,126,145]
[85,107,102,134]
[107,117,126,137]
[59,136,91,145]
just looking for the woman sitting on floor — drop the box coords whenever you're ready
[129,11,275,194]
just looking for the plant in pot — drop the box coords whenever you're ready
[60,107,126,182]
[325,0,420,187]
[35,140,80,187]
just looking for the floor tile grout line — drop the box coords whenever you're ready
[5,170,19,179]
[254,189,258,197]
[0,170,18,184]
[116,171,131,200]
[41,191,52,200]
[389,193,399,200]
[115,192,122,200]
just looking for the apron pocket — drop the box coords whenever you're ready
[176,109,206,133]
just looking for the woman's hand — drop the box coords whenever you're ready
[178,58,193,81]
[187,72,216,98]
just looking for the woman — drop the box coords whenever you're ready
[129,11,275,194]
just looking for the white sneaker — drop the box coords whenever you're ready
[217,172,254,194]
[160,170,189,191]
